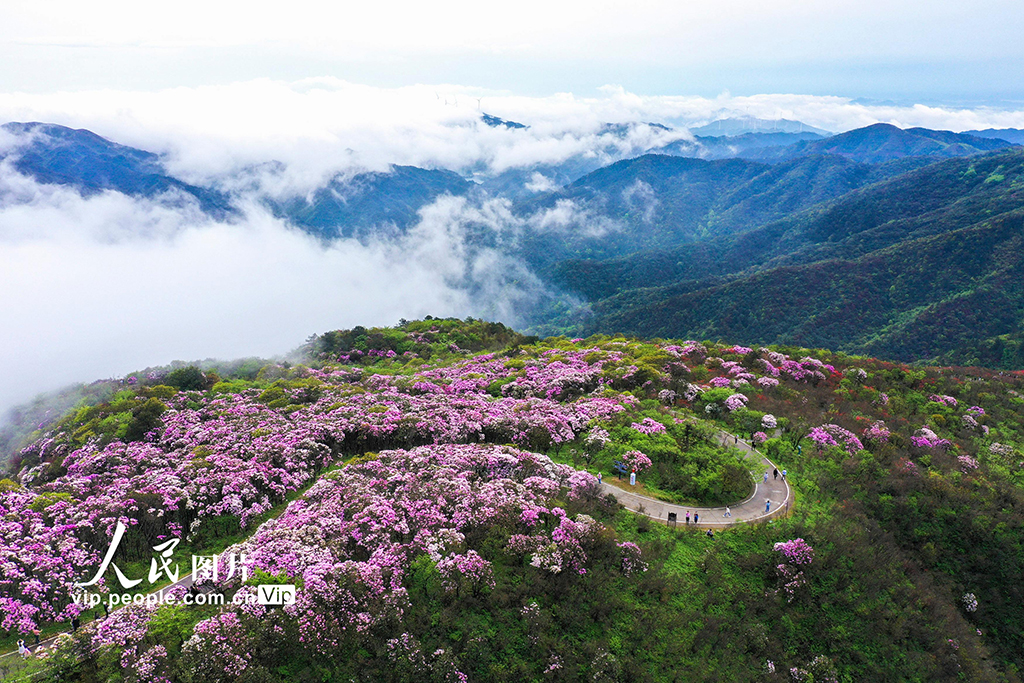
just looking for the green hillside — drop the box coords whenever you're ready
[2,320,1024,681]
[543,148,1024,368]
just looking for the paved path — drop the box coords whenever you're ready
[600,429,790,527]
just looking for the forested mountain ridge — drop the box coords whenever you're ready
[0,122,235,217]
[544,148,1024,368]
[748,122,1016,163]
[516,152,941,269]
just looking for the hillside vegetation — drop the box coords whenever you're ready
[1,319,1023,682]
[544,148,1024,368]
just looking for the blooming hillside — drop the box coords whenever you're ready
[2,318,1024,681]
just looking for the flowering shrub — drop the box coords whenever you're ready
[220,443,623,652]
[584,426,611,452]
[179,611,253,679]
[774,539,813,602]
[989,442,1015,457]
[724,394,748,412]
[958,455,980,472]
[862,420,891,445]
[437,551,495,593]
[778,357,833,384]
[808,424,864,455]
[759,359,781,377]
[899,459,919,475]
[631,418,667,435]
[621,450,653,474]
[723,345,754,355]
[617,541,648,576]
[910,426,953,451]
[962,593,978,612]
[774,538,814,565]
[8,320,1024,681]
[566,470,601,500]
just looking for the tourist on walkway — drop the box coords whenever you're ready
[763,471,769,484]
[724,506,731,517]
[18,639,31,658]
[694,512,699,524]
[686,511,690,524]
[765,499,771,513]
[782,469,787,479]
[773,468,778,480]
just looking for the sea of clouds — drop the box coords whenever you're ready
[2,79,1024,416]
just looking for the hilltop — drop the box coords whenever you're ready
[1,319,1023,681]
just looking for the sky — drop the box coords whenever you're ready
[1,0,1024,418]
[1,0,1023,104]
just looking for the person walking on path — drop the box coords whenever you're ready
[724,506,731,517]
[763,471,769,484]
[782,469,787,479]
[685,511,690,525]
[18,640,31,658]
[597,472,602,485]
[694,512,699,525]
[773,468,778,480]
[765,499,772,513]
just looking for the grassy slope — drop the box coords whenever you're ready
[5,322,1024,681]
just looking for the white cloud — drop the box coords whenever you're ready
[3,80,1023,199]
[622,179,658,224]
[2,0,1020,71]
[2,78,1024,414]
[0,170,542,415]
[528,198,622,239]
[524,172,559,193]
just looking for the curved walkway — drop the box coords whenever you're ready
[600,429,791,527]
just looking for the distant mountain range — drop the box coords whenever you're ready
[266,165,474,239]
[746,123,1014,163]
[0,122,235,217]
[689,116,832,137]
[538,147,1024,368]
[965,128,1024,145]
[4,119,1018,234]
[514,153,937,268]
[3,117,1023,367]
